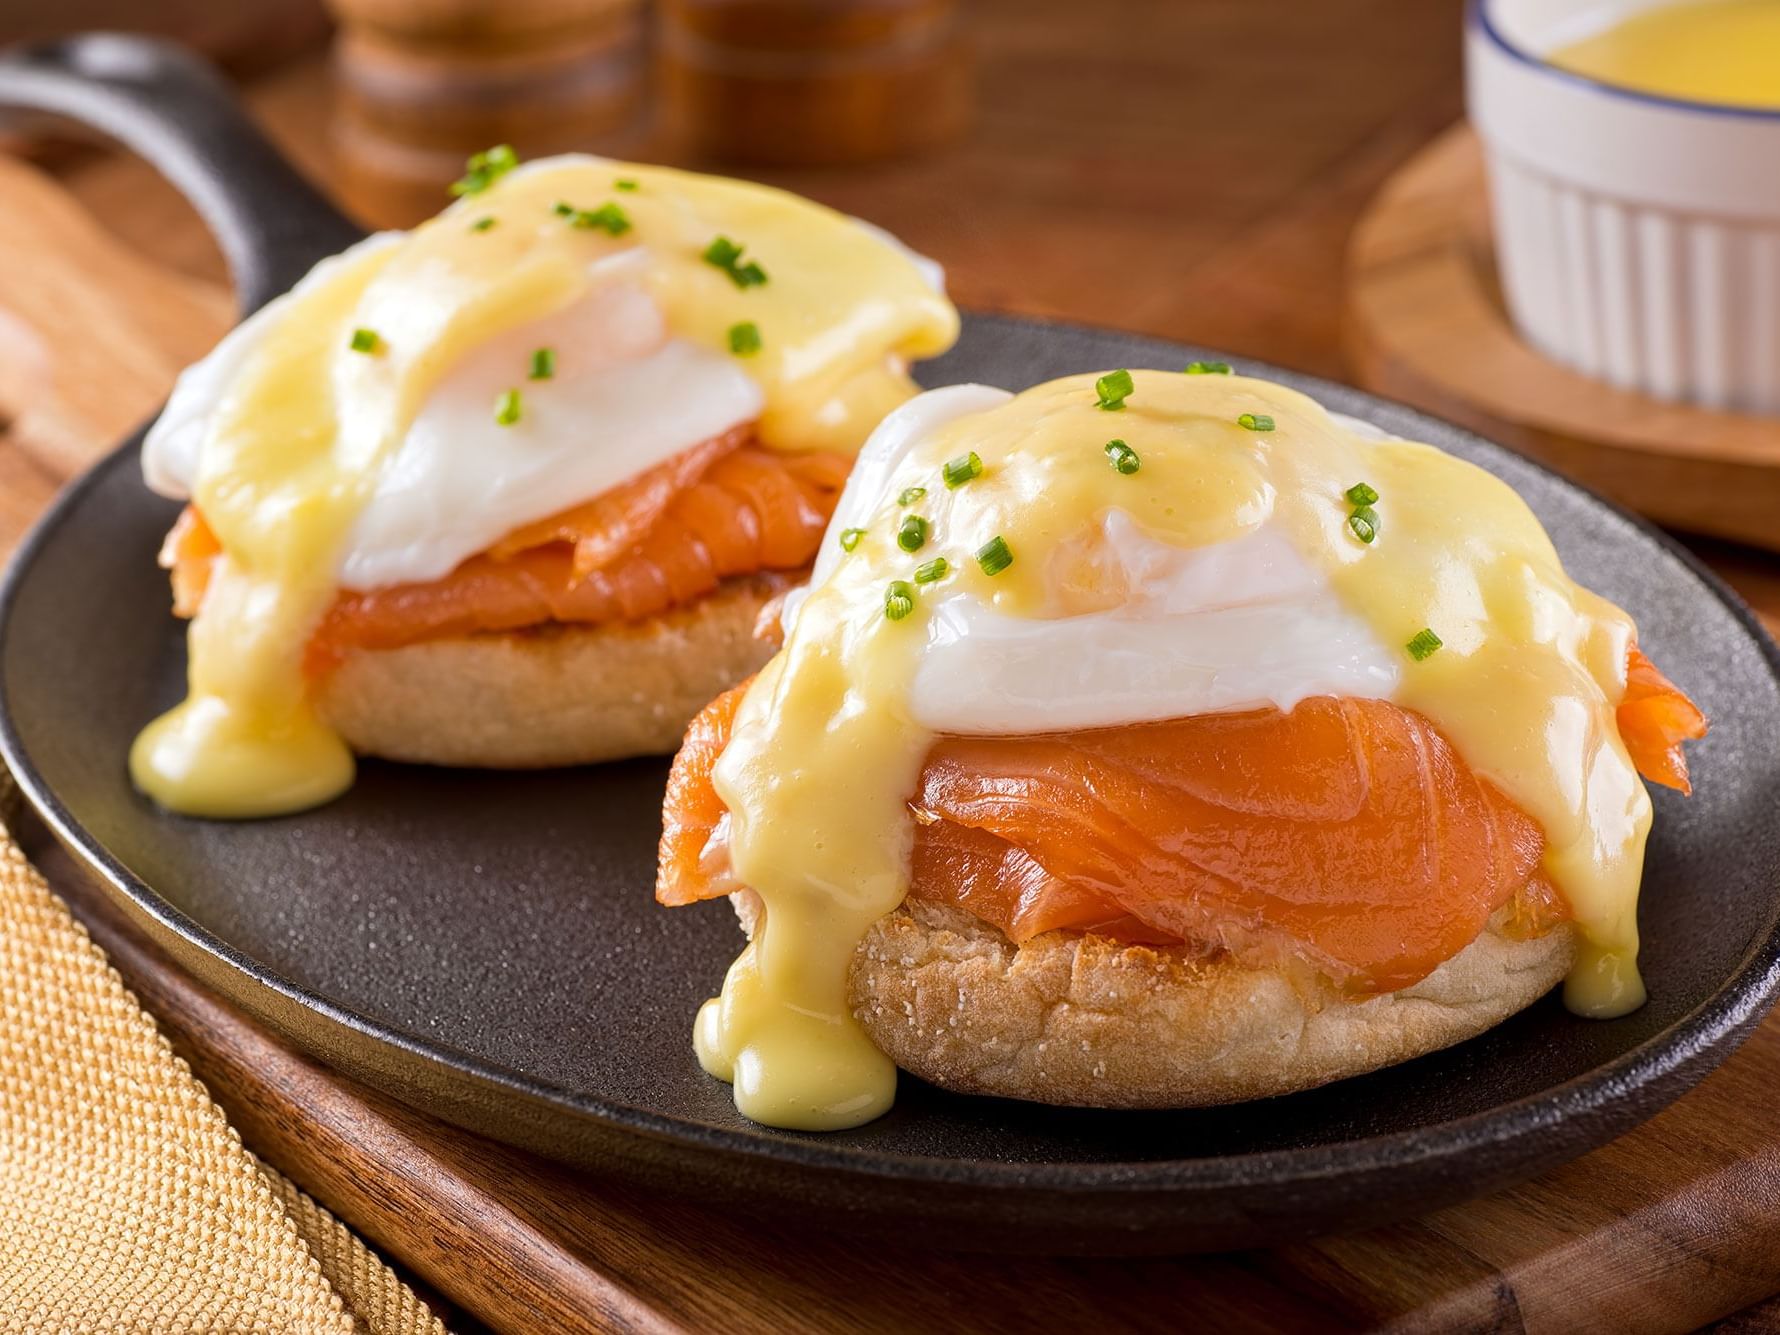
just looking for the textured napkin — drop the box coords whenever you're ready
[0,772,447,1333]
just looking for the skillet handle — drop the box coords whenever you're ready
[0,33,365,316]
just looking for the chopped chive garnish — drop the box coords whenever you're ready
[529,348,555,380]
[975,535,1013,577]
[1095,369,1135,411]
[1344,482,1380,545]
[943,451,984,489]
[572,202,632,236]
[553,200,576,217]
[897,514,929,553]
[615,178,639,191]
[702,235,768,288]
[1406,628,1444,662]
[839,527,865,552]
[1237,412,1275,432]
[1104,438,1140,475]
[898,485,927,506]
[348,327,382,355]
[885,580,917,621]
[450,144,519,197]
[1183,360,1232,375]
[727,321,762,356]
[494,388,523,426]
[470,216,497,232]
[914,557,950,584]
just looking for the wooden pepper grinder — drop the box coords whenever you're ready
[658,0,969,166]
[325,0,647,227]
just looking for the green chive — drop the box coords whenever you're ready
[975,535,1013,577]
[615,178,639,191]
[1104,438,1140,475]
[914,557,950,584]
[839,527,865,552]
[885,580,917,621]
[1348,510,1378,545]
[573,202,632,236]
[703,235,768,288]
[450,144,519,197]
[897,514,929,553]
[1406,628,1444,662]
[470,216,497,232]
[1183,360,1232,375]
[1095,369,1135,411]
[1237,412,1275,432]
[529,348,555,380]
[943,451,984,489]
[727,321,762,357]
[1345,482,1380,506]
[348,327,381,355]
[494,388,523,426]
[703,236,742,267]
[898,485,927,506]
[553,200,576,217]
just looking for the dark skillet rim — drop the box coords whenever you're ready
[4,314,1779,1194]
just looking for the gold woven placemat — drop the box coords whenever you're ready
[0,774,448,1334]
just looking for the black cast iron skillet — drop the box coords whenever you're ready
[2,34,1779,1255]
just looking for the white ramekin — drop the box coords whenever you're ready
[1467,0,1780,414]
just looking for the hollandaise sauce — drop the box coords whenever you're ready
[1550,0,1780,110]
[701,371,1651,1130]
[131,154,957,818]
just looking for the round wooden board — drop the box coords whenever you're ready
[1344,125,1780,553]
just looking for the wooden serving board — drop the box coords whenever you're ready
[4,34,1780,1330]
[1346,126,1780,554]
[23,821,1780,1335]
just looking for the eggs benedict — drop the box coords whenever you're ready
[655,369,1707,1131]
[133,149,958,818]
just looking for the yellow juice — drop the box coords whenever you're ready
[1551,0,1780,109]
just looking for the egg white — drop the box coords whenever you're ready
[794,385,1403,732]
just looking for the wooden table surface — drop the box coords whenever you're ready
[3,2,1780,1331]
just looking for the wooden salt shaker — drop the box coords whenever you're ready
[658,0,969,166]
[325,0,646,227]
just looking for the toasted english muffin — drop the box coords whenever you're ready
[319,574,792,769]
[732,892,1574,1108]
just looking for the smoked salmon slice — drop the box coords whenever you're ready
[658,646,1705,993]
[160,506,221,620]
[1618,645,1709,794]
[160,433,852,670]
[486,426,745,580]
[659,679,749,903]
[909,700,1561,991]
